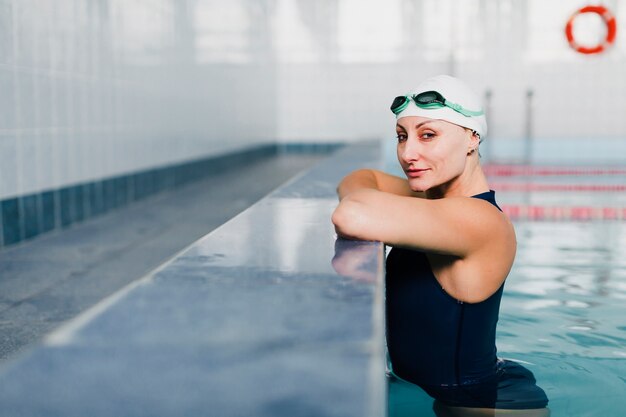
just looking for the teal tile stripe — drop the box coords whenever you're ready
[0,143,343,249]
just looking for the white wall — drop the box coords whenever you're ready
[271,0,626,164]
[2,0,626,200]
[0,0,277,200]
[276,63,447,143]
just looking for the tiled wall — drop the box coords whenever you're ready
[0,0,278,247]
[0,144,286,247]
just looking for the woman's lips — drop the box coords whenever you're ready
[406,168,429,178]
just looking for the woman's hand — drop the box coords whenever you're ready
[336,169,380,200]
[336,169,421,200]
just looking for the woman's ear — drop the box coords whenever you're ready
[467,130,480,155]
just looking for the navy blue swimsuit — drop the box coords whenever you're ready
[385,191,548,409]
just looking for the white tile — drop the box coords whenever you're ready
[0,67,15,130]
[0,134,18,199]
[35,72,53,128]
[57,131,73,186]
[16,133,38,195]
[49,131,62,189]
[15,70,35,129]
[0,1,14,66]
[35,132,54,191]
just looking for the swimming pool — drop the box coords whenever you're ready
[384,151,626,416]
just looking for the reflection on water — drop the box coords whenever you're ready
[503,222,626,359]
[388,375,551,417]
[387,220,626,416]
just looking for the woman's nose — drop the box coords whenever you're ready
[400,138,421,163]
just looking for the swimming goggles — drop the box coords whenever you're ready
[390,91,484,117]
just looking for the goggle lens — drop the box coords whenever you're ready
[414,91,445,106]
[390,96,410,114]
[390,90,484,118]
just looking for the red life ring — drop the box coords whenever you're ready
[565,5,617,54]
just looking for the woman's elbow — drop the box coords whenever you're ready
[331,203,348,233]
[332,199,364,239]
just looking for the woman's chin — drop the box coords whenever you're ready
[407,179,429,193]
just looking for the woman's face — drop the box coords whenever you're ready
[395,116,473,193]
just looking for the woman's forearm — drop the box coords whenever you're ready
[336,169,379,200]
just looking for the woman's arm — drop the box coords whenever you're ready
[337,169,423,200]
[332,189,513,258]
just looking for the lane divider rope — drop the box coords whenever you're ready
[484,165,626,177]
[491,183,626,192]
[501,205,626,221]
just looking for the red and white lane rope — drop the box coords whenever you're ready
[484,165,626,177]
[501,205,626,221]
[491,183,626,192]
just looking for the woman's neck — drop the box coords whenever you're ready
[426,156,489,199]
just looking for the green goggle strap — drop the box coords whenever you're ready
[393,95,484,118]
[429,98,484,117]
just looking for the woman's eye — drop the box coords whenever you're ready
[396,134,407,143]
[420,132,435,140]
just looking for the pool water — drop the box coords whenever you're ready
[383,153,626,415]
[388,220,626,416]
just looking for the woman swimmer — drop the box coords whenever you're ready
[332,75,549,416]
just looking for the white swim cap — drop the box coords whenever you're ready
[392,75,488,138]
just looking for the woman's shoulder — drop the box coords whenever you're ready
[442,194,516,259]
[428,193,513,238]
[433,194,515,303]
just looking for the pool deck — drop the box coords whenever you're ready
[0,152,323,362]
[0,142,387,417]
